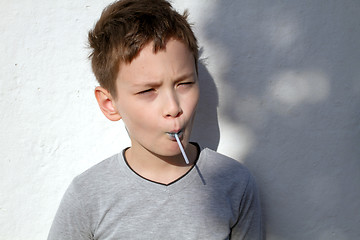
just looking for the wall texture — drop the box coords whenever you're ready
[1,0,359,239]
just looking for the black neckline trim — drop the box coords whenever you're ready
[122,142,201,186]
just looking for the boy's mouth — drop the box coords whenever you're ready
[166,129,190,164]
[167,130,183,139]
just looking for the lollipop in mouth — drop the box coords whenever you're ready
[168,131,189,165]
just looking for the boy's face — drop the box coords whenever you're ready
[112,39,199,158]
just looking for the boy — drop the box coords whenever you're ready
[48,0,263,239]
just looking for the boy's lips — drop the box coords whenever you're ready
[166,129,183,139]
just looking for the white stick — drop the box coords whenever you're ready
[174,133,190,164]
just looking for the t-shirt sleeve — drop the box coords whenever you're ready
[230,174,264,240]
[47,181,93,240]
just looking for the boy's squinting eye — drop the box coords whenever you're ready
[137,88,155,95]
[180,82,194,85]
[178,81,195,89]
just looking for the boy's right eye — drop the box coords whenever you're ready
[137,88,155,95]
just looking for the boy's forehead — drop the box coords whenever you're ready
[117,39,196,84]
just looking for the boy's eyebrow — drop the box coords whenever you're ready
[173,72,196,83]
[132,72,196,88]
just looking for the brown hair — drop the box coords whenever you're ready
[88,0,198,98]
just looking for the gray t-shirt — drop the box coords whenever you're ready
[48,147,263,239]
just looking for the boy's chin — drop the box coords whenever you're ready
[149,144,184,158]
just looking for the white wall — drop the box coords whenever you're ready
[1,0,359,239]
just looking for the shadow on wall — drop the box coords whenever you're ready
[191,60,220,151]
[195,1,360,239]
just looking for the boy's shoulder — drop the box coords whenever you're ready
[199,148,259,209]
[70,152,122,191]
[201,148,251,172]
[200,147,254,184]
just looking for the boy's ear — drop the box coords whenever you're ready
[94,86,121,121]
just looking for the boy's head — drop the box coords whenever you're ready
[90,0,200,160]
[88,0,198,98]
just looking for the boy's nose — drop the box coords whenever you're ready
[163,92,182,118]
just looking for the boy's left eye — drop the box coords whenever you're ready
[178,82,194,87]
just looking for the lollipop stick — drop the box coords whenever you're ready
[174,133,190,164]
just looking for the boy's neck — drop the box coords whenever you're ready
[124,143,198,185]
